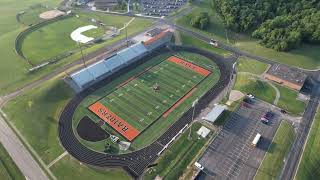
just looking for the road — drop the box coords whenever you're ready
[0,114,48,180]
[280,80,320,180]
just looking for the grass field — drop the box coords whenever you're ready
[20,12,139,64]
[176,0,320,69]
[73,51,220,153]
[0,143,24,180]
[17,4,49,25]
[237,57,269,75]
[295,110,320,180]
[144,122,212,180]
[3,79,73,164]
[0,0,152,95]
[50,154,130,180]
[234,73,276,104]
[275,84,306,115]
[180,32,231,57]
[254,121,295,180]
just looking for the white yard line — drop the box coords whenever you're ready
[47,151,68,168]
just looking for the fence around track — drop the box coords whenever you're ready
[58,45,232,178]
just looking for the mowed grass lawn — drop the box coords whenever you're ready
[296,110,320,180]
[2,77,132,179]
[0,1,152,95]
[180,32,231,57]
[234,73,276,104]
[254,121,295,180]
[0,143,24,180]
[176,0,320,69]
[50,154,130,180]
[275,84,306,115]
[73,51,220,153]
[21,11,137,64]
[237,57,269,75]
[144,122,212,180]
[2,79,73,164]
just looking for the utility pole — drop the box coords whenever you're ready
[125,22,129,47]
[77,41,87,67]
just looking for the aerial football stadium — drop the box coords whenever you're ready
[58,29,232,178]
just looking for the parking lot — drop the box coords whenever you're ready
[198,99,281,180]
[140,0,187,16]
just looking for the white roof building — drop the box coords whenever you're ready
[197,126,210,138]
[202,104,226,123]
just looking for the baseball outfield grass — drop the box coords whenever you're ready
[176,0,320,70]
[254,120,295,180]
[295,109,320,180]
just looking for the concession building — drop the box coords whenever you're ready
[264,64,307,91]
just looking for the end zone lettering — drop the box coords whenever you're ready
[89,102,140,141]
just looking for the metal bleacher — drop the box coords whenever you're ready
[69,42,148,92]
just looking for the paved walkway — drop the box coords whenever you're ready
[0,114,48,180]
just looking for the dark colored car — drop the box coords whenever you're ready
[261,111,274,124]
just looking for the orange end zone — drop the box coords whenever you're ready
[163,88,197,118]
[168,56,211,76]
[89,102,140,141]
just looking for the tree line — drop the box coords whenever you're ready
[212,0,320,51]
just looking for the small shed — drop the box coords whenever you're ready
[197,126,210,138]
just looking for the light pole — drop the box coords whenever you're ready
[77,41,86,67]
[189,98,199,139]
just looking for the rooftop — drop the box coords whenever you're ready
[266,64,307,86]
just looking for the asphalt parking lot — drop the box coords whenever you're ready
[198,99,281,180]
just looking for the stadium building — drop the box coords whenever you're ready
[66,29,173,92]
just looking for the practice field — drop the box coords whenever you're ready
[73,51,220,154]
[88,56,211,141]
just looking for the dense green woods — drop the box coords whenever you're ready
[211,0,320,51]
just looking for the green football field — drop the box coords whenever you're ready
[91,56,210,135]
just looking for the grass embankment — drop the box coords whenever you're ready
[237,57,269,75]
[296,110,320,180]
[234,59,305,114]
[276,85,305,115]
[180,32,231,57]
[234,73,276,104]
[254,121,295,180]
[0,143,24,180]
[144,122,212,180]
[176,0,320,69]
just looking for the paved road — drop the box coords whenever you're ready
[280,81,320,180]
[0,115,48,180]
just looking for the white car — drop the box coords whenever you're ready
[194,162,204,170]
[247,94,255,99]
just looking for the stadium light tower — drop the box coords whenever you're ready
[77,41,87,67]
[124,22,129,47]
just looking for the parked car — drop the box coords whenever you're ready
[247,94,255,99]
[261,111,274,124]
